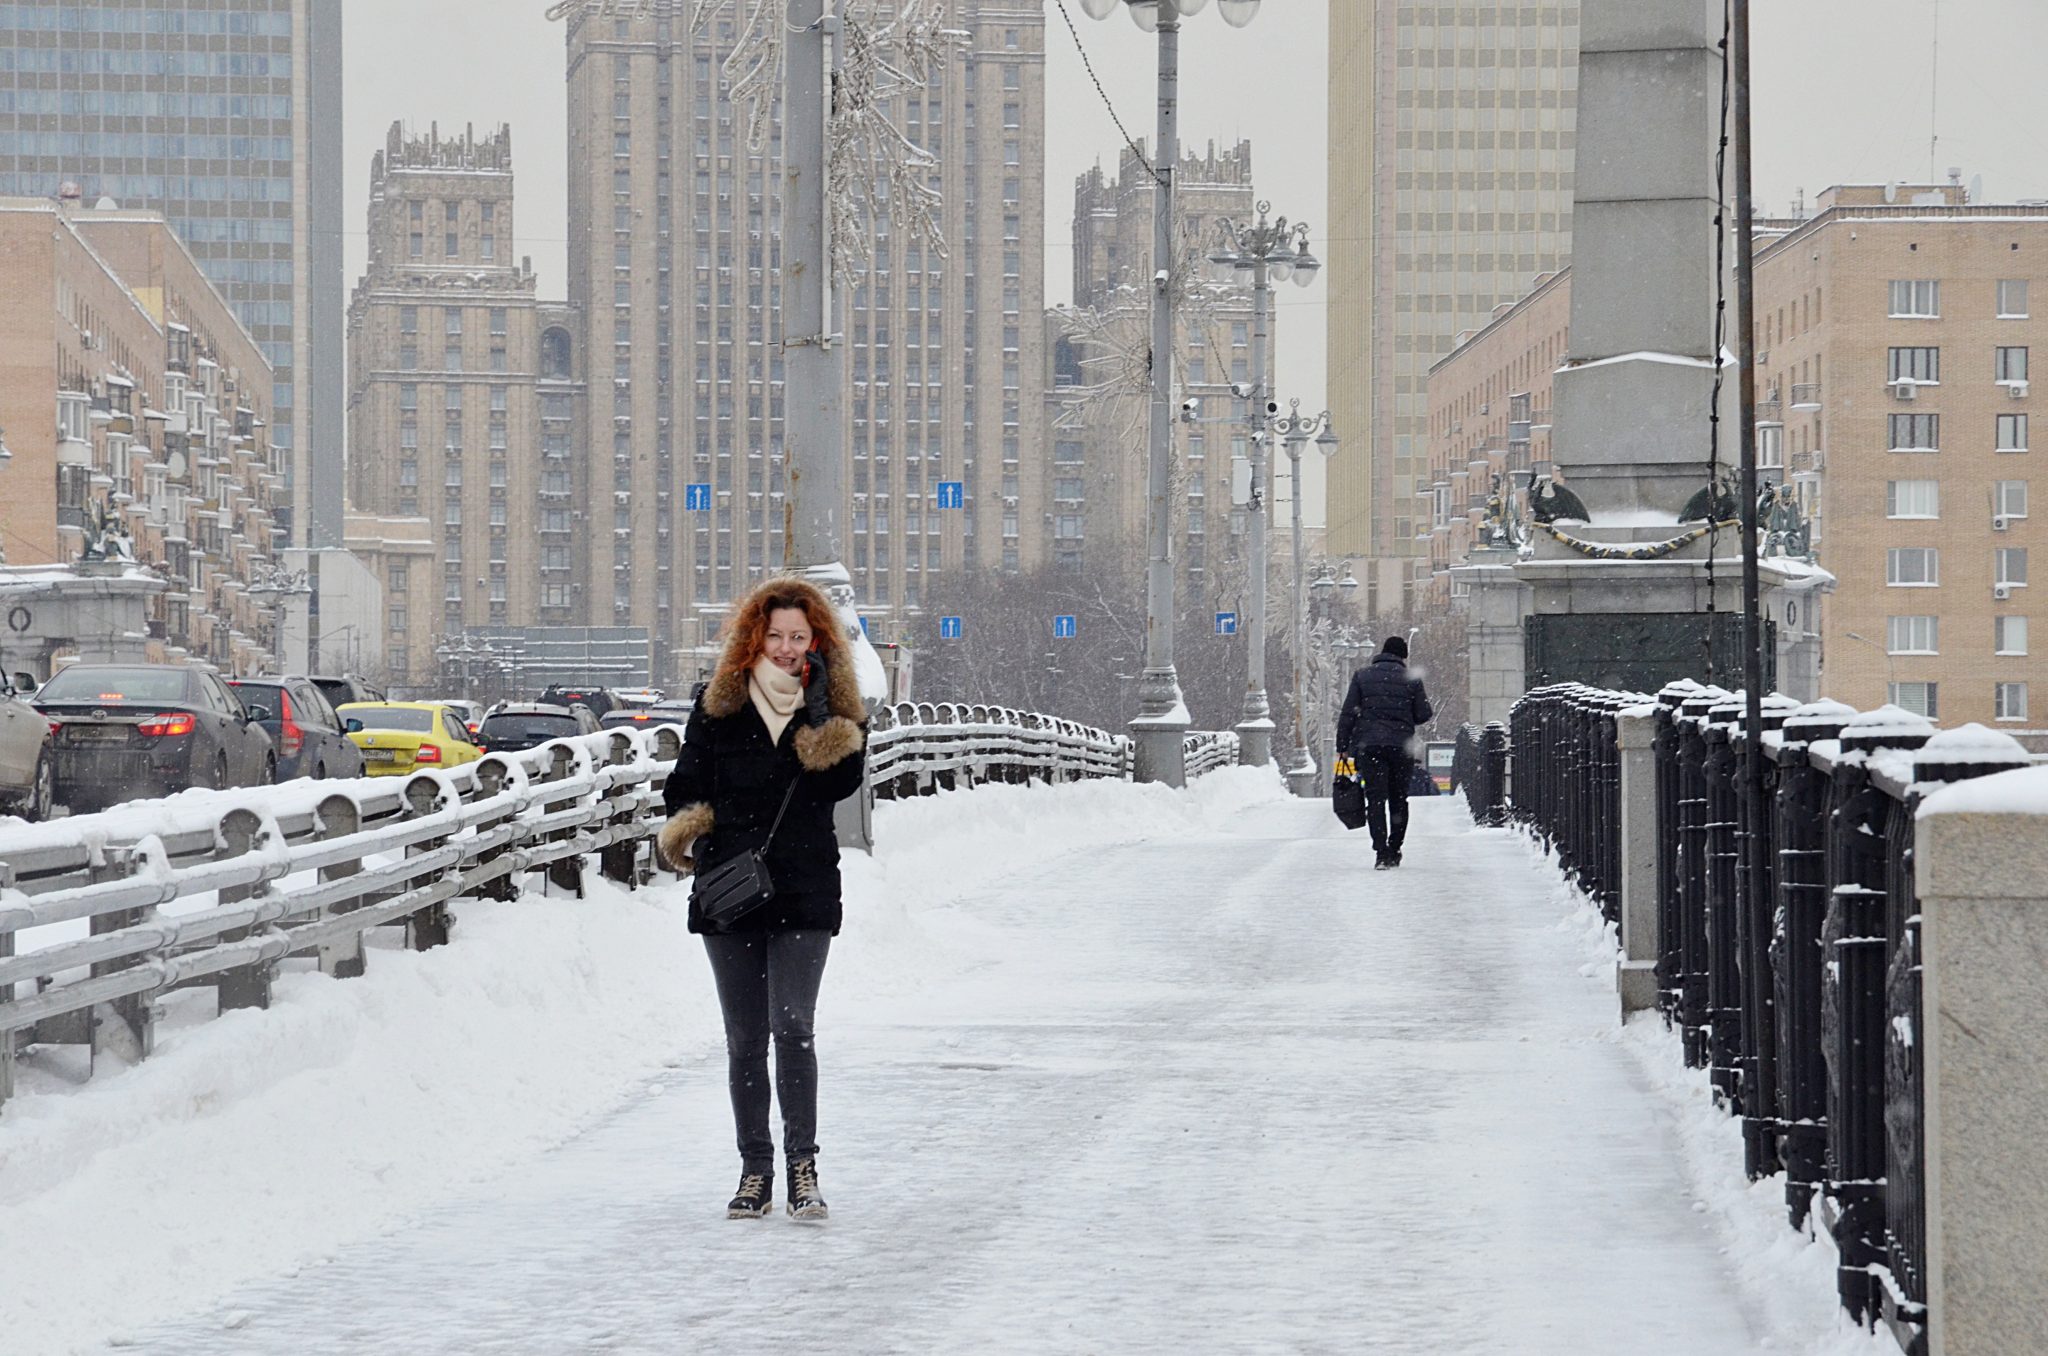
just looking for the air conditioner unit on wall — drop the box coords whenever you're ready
[1892,381,1918,400]
[2010,381,2030,398]
[1995,514,2011,532]
[1995,584,2014,600]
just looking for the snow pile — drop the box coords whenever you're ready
[1919,762,2048,817]
[0,766,1285,1354]
[1533,851,1899,1356]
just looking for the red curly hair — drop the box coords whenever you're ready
[718,574,844,675]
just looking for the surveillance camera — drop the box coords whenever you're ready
[1230,381,1253,398]
[1264,399,1281,416]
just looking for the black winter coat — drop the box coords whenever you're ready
[658,640,868,936]
[1335,653,1434,754]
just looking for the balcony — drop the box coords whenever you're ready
[1789,382,1821,410]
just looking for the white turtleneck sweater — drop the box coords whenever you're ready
[749,655,805,745]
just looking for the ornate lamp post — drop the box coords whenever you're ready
[1274,402,1338,791]
[1210,204,1320,767]
[1077,0,1262,785]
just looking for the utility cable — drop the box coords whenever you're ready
[1050,0,1167,189]
[1704,0,1733,684]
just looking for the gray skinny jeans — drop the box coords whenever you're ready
[701,929,832,1172]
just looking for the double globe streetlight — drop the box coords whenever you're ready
[1277,402,1340,791]
[1208,204,1320,768]
[1075,0,1262,785]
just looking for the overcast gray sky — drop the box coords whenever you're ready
[342,0,2048,523]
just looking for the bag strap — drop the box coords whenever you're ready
[758,775,801,852]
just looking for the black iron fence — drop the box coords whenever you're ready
[1451,721,1509,826]
[1488,680,2035,1355]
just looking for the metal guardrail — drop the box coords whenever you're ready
[1503,680,2035,1355]
[1182,729,1241,780]
[2,705,1240,1115]
[1452,721,1509,827]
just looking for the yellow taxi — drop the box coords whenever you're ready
[338,702,485,777]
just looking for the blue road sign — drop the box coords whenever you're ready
[1215,611,1238,636]
[936,481,965,510]
[685,483,712,511]
[939,616,963,640]
[858,615,872,637]
[1052,614,1078,639]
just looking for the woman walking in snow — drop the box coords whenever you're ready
[657,575,868,1221]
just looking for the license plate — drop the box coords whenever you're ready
[69,725,129,744]
[362,748,397,763]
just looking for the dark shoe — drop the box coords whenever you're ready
[727,1169,774,1219]
[1373,850,1392,870]
[787,1157,828,1222]
[1389,850,1404,868]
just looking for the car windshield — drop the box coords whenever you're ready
[346,707,434,733]
[38,667,189,702]
[483,713,579,740]
[312,679,354,708]
[228,682,288,713]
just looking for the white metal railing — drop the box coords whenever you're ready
[1,706,1243,1113]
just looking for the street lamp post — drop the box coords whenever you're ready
[1211,203,1320,767]
[1275,403,1339,792]
[1078,0,1262,785]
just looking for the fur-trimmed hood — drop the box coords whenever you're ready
[699,575,867,728]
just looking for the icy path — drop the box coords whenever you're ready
[124,792,1824,1354]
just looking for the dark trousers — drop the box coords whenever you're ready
[702,930,832,1172]
[1358,747,1414,854]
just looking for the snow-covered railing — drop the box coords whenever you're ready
[3,701,1232,1115]
[1181,730,1240,780]
[1500,680,2045,1356]
[866,702,1131,796]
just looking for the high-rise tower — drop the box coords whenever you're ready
[0,0,345,549]
[1326,3,1579,613]
[557,0,1047,679]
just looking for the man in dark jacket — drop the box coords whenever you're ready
[1334,636,1434,869]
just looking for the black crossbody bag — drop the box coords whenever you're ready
[692,776,801,929]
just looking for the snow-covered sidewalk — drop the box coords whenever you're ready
[12,773,1886,1353]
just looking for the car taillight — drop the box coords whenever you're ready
[278,692,303,756]
[414,743,442,763]
[137,713,197,737]
[47,718,63,737]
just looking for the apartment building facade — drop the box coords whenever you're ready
[0,0,346,549]
[0,199,289,673]
[1423,184,2048,727]
[1047,140,1262,600]
[557,0,1047,678]
[1326,1,1579,616]
[345,124,581,691]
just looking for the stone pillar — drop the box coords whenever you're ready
[1615,709,1660,1014]
[1915,797,2048,1356]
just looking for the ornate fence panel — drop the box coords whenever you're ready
[1486,683,2038,1354]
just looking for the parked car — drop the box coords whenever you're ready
[436,699,487,737]
[227,676,366,781]
[0,670,55,820]
[536,685,618,719]
[478,702,601,753]
[309,673,387,714]
[338,702,484,777]
[597,702,694,732]
[33,663,276,811]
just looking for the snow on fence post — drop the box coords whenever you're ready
[313,793,367,979]
[1615,704,1660,1015]
[1915,759,2048,1356]
[402,777,455,950]
[212,807,276,1014]
[599,732,640,887]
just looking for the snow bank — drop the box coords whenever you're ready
[1528,842,1899,1356]
[0,767,1285,1354]
[1919,763,2048,818]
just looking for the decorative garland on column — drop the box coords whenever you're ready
[1535,519,1741,561]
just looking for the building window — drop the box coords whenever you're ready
[1996,616,2029,655]
[1997,546,2028,587]
[1886,479,1939,518]
[1996,479,2029,519]
[1999,279,2029,318]
[1757,423,1784,468]
[388,606,408,634]
[1889,279,1939,317]
[1888,682,1939,718]
[1996,681,2029,722]
[1887,346,1939,383]
[1887,547,1939,586]
[1996,346,2030,385]
[1889,413,1939,451]
[400,306,418,334]
[1886,615,1938,654]
[1998,413,2029,452]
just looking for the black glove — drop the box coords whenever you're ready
[802,649,832,723]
